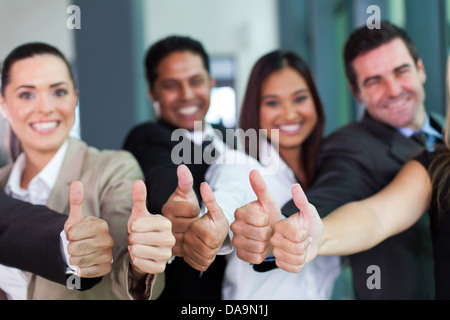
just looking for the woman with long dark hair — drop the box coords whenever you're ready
[203,50,340,299]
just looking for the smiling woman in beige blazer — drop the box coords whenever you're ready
[0,42,173,300]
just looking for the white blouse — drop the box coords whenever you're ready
[0,140,69,300]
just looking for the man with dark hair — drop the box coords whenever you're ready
[284,20,444,299]
[123,35,228,299]
[236,21,444,299]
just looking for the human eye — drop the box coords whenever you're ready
[18,91,34,100]
[53,88,68,97]
[294,95,308,104]
[190,76,205,87]
[162,81,179,91]
[396,66,411,76]
[363,78,380,88]
[263,99,279,107]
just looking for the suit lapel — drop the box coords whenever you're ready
[47,137,87,214]
[360,112,419,163]
[389,133,419,163]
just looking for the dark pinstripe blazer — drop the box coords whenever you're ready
[0,189,67,285]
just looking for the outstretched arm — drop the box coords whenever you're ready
[319,160,431,255]
[270,160,431,273]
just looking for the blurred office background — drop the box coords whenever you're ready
[1,0,449,299]
[2,0,450,153]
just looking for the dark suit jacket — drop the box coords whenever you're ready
[123,120,227,299]
[0,189,67,286]
[283,112,444,300]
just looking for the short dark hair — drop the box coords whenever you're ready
[144,35,210,91]
[344,20,420,91]
[1,42,76,96]
[239,50,325,188]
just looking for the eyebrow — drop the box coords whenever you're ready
[14,82,68,91]
[160,74,205,82]
[362,63,412,87]
[261,89,309,99]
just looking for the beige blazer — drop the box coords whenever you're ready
[0,137,164,300]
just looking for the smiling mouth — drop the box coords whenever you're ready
[277,123,303,134]
[30,121,60,133]
[385,96,411,110]
[177,106,200,116]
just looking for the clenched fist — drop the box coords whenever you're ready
[128,180,175,280]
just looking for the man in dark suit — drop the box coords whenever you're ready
[280,21,443,299]
[232,21,443,299]
[123,36,227,299]
[0,181,113,295]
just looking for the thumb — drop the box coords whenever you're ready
[291,184,309,217]
[128,180,149,232]
[200,182,225,224]
[177,165,194,195]
[291,183,323,261]
[291,183,320,232]
[65,180,84,234]
[249,170,281,223]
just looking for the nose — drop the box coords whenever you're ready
[281,102,298,121]
[36,94,55,114]
[180,82,195,101]
[384,77,402,98]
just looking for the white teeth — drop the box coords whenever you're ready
[387,99,407,109]
[279,124,301,132]
[31,121,58,131]
[178,106,199,115]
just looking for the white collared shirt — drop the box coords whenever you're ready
[0,140,69,300]
[398,113,443,143]
[184,122,227,155]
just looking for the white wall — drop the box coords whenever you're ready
[142,0,280,115]
[0,0,75,62]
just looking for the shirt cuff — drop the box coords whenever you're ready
[60,230,80,276]
[218,233,233,255]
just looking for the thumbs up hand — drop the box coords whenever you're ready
[230,170,282,264]
[128,180,175,280]
[64,180,114,278]
[183,182,229,271]
[161,165,201,257]
[270,184,323,273]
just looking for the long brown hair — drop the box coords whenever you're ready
[428,53,450,214]
[239,50,325,188]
